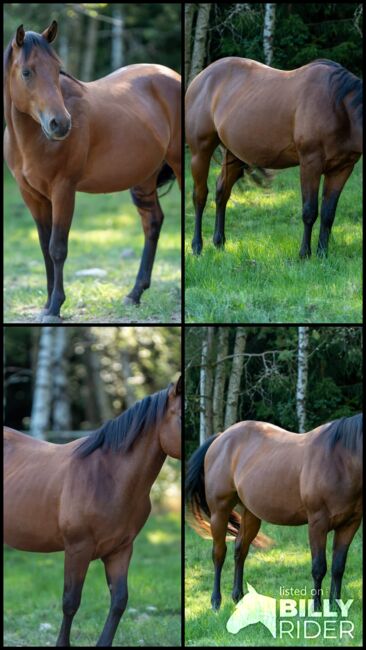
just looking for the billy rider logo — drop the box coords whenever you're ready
[226,583,355,640]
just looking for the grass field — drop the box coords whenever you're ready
[4,165,181,323]
[185,524,362,647]
[185,153,362,323]
[4,511,181,647]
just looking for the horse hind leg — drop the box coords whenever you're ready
[190,134,219,255]
[232,508,261,603]
[125,178,164,305]
[209,496,237,611]
[214,151,245,248]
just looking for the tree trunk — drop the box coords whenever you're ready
[29,327,54,439]
[52,328,72,431]
[199,326,214,444]
[185,4,197,88]
[213,327,229,433]
[224,328,247,430]
[111,4,124,70]
[121,350,135,407]
[189,3,211,85]
[81,15,98,81]
[296,326,309,433]
[263,3,276,65]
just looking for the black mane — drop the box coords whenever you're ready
[74,385,172,458]
[324,413,363,454]
[311,59,363,122]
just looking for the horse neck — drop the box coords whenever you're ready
[107,423,166,497]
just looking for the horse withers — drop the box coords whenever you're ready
[186,58,362,257]
[186,414,362,612]
[4,21,181,322]
[4,377,181,646]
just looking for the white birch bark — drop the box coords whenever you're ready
[29,327,54,439]
[213,327,229,433]
[81,15,98,81]
[111,4,124,70]
[224,327,247,430]
[52,328,71,431]
[199,326,214,443]
[263,3,276,65]
[189,3,211,85]
[296,326,309,433]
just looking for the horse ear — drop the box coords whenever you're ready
[42,20,58,43]
[15,24,25,47]
[174,375,182,396]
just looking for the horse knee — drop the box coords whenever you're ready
[111,588,128,617]
[62,589,81,617]
[49,238,68,264]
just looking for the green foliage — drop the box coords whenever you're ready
[207,3,362,75]
[4,512,181,647]
[184,326,362,453]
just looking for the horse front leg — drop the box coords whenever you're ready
[317,165,354,256]
[19,188,54,317]
[232,509,261,604]
[56,544,93,647]
[96,544,133,647]
[125,185,164,305]
[298,159,321,258]
[308,512,329,611]
[45,184,76,323]
[330,517,361,606]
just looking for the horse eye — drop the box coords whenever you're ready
[22,69,31,79]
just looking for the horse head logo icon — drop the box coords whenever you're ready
[226,583,276,637]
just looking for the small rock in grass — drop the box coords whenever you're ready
[75,268,107,277]
[146,606,158,612]
[120,248,135,259]
[39,623,53,631]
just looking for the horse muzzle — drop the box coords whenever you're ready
[40,112,72,141]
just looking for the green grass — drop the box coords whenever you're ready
[4,165,181,323]
[185,152,362,323]
[4,511,181,647]
[185,524,362,646]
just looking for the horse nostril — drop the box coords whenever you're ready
[49,118,58,132]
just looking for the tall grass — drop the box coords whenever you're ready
[185,154,362,323]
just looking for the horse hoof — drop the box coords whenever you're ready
[124,296,140,306]
[41,314,63,323]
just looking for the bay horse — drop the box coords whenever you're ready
[186,414,362,611]
[4,377,181,646]
[4,21,181,322]
[185,58,362,257]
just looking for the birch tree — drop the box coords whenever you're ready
[185,4,197,88]
[224,328,247,429]
[111,4,124,70]
[81,15,98,80]
[296,326,309,432]
[213,327,229,433]
[188,4,211,85]
[30,327,54,439]
[263,3,276,65]
[199,327,214,443]
[52,327,71,431]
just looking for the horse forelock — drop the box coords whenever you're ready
[325,413,363,454]
[74,386,171,458]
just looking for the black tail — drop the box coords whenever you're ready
[186,434,218,515]
[186,434,274,548]
[157,162,176,189]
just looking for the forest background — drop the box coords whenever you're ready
[185,326,362,456]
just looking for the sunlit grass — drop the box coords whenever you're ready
[4,512,181,647]
[185,153,362,323]
[4,165,181,323]
[185,523,362,646]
